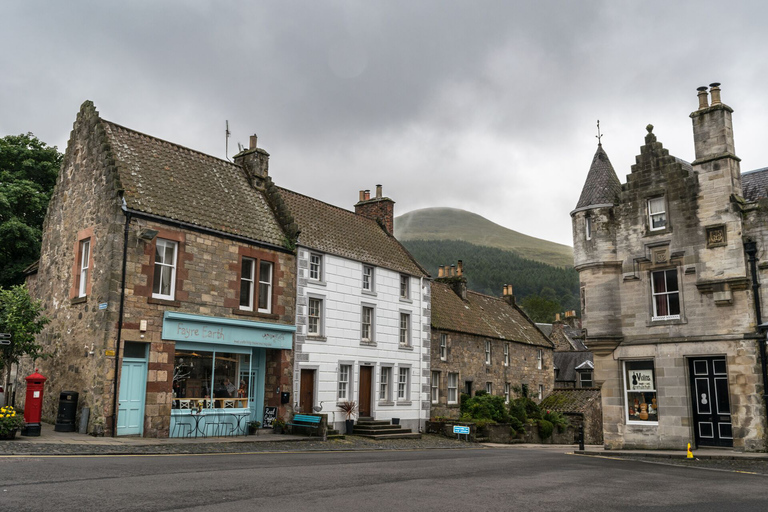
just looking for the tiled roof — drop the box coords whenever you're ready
[742,167,768,202]
[540,388,601,414]
[102,120,287,247]
[277,187,428,277]
[574,144,622,210]
[554,351,593,383]
[431,282,553,347]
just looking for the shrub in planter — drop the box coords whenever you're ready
[0,406,25,437]
[538,419,554,439]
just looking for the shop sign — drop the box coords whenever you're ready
[263,407,277,427]
[628,369,654,390]
[162,312,295,349]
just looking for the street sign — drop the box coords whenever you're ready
[0,333,10,338]
[0,340,10,345]
[453,425,470,435]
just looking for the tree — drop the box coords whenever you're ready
[0,133,61,287]
[0,285,49,403]
[519,293,562,323]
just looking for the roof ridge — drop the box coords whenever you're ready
[277,185,374,221]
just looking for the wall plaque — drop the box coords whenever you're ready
[706,225,726,248]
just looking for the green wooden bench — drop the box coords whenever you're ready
[286,414,322,436]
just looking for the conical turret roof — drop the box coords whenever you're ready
[575,144,622,210]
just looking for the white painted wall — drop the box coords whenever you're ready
[294,248,430,433]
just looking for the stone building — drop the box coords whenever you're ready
[429,262,554,419]
[21,102,297,437]
[279,185,430,433]
[571,84,768,451]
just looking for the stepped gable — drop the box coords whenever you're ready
[574,144,621,209]
[742,167,768,201]
[278,187,428,277]
[101,119,287,247]
[431,281,553,347]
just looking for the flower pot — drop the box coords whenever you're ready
[345,419,355,434]
[0,429,18,440]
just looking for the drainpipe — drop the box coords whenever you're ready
[744,240,768,434]
[112,203,131,436]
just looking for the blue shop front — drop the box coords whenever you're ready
[163,312,295,438]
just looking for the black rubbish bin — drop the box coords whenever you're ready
[54,391,79,432]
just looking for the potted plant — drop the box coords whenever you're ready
[248,420,261,435]
[272,417,286,434]
[338,400,357,434]
[0,406,25,440]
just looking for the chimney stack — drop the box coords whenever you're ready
[355,185,395,234]
[234,133,270,188]
[691,82,736,163]
[435,261,467,300]
[502,283,515,305]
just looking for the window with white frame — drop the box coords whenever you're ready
[504,343,509,366]
[258,261,273,313]
[78,239,90,298]
[362,265,374,292]
[440,334,447,361]
[485,341,491,365]
[308,297,323,336]
[538,384,544,400]
[152,239,178,300]
[586,216,592,240]
[338,364,351,400]
[505,382,510,403]
[309,252,322,281]
[648,197,666,231]
[580,371,593,388]
[380,366,392,401]
[537,349,543,370]
[398,367,409,400]
[239,257,256,311]
[399,313,410,347]
[624,360,658,423]
[651,269,680,320]
[361,306,374,342]
[431,371,440,403]
[400,274,410,299]
[447,373,458,404]
[486,382,492,394]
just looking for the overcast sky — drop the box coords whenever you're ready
[2,1,767,246]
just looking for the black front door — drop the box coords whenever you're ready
[688,357,733,447]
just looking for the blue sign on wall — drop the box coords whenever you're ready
[162,312,295,349]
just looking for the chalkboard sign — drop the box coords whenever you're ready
[263,407,277,428]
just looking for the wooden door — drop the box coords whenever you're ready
[117,360,147,436]
[358,366,372,417]
[689,357,733,447]
[300,369,315,413]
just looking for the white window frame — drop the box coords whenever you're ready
[152,238,178,300]
[362,265,375,292]
[537,349,543,370]
[380,366,392,401]
[400,274,410,300]
[648,197,666,231]
[504,343,509,366]
[580,371,593,388]
[398,367,410,400]
[585,216,592,240]
[338,364,351,400]
[257,260,273,313]
[651,269,681,321]
[447,373,459,404]
[505,382,510,404]
[440,334,447,361]
[239,257,255,311]
[623,359,659,425]
[485,341,492,365]
[486,382,492,394]
[361,305,375,342]
[399,312,411,347]
[308,297,323,337]
[78,239,90,298]
[431,371,440,404]
[309,252,323,281]
[538,384,544,400]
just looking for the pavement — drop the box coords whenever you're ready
[3,422,768,461]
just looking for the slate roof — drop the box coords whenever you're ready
[540,388,601,414]
[554,351,593,383]
[742,167,768,202]
[536,323,587,351]
[431,282,553,347]
[574,144,622,210]
[277,187,428,277]
[102,120,287,247]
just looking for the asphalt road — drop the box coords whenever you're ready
[2,447,767,512]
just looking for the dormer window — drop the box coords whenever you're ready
[648,197,666,231]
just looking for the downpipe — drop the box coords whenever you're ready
[743,239,768,437]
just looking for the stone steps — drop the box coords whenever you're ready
[352,419,421,440]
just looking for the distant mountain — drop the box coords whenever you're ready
[394,207,574,268]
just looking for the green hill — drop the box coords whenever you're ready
[394,207,573,268]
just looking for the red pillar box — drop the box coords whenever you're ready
[21,370,47,437]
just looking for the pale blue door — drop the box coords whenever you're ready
[117,359,147,436]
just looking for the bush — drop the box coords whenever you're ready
[538,419,554,439]
[459,394,511,423]
[508,416,524,435]
[509,397,542,422]
[542,410,569,432]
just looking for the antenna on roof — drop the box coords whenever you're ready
[225,120,231,161]
[596,120,603,145]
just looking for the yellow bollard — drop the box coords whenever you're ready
[687,442,694,459]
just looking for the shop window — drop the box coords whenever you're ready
[651,269,680,321]
[624,360,658,424]
[172,350,249,410]
[447,373,458,404]
[153,238,178,300]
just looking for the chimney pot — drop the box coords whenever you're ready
[376,184,382,199]
[438,266,444,278]
[697,86,709,110]
[359,190,365,202]
[457,260,463,276]
[555,313,561,322]
[709,82,722,105]
[450,264,455,277]
[364,190,370,201]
